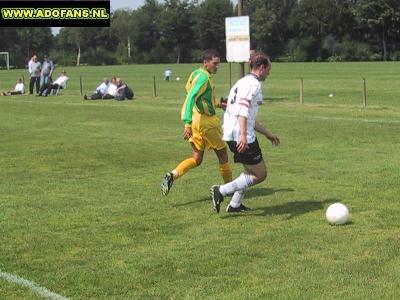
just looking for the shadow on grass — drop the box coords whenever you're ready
[172,187,294,208]
[263,97,287,102]
[221,198,339,219]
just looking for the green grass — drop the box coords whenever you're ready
[1,62,400,299]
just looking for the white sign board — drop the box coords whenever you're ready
[225,16,250,62]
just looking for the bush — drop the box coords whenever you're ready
[389,51,400,61]
[327,55,343,62]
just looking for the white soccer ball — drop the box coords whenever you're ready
[329,93,333,97]
[326,203,349,225]
[176,77,180,81]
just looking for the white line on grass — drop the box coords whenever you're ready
[3,98,400,124]
[271,113,400,124]
[0,269,69,300]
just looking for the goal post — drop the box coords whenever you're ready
[0,52,10,70]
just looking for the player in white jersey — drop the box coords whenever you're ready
[210,54,280,213]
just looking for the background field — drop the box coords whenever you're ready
[1,62,400,299]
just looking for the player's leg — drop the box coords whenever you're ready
[211,139,265,213]
[205,124,232,184]
[161,137,204,196]
[225,190,251,212]
[214,147,232,184]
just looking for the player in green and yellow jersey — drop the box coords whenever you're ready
[161,49,232,196]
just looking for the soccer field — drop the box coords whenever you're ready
[1,62,400,299]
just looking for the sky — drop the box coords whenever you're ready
[52,0,144,35]
[111,0,144,10]
[52,0,238,34]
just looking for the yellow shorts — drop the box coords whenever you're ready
[189,111,226,151]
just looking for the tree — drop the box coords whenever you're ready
[352,0,400,60]
[130,0,162,63]
[157,0,196,63]
[193,0,233,60]
[244,0,297,58]
[111,9,135,62]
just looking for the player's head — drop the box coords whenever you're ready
[17,78,22,83]
[249,54,271,81]
[202,49,220,74]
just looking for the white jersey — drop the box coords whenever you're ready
[107,83,118,96]
[54,75,69,87]
[14,83,24,93]
[223,74,263,143]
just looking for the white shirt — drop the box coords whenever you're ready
[96,82,109,94]
[28,59,33,73]
[223,74,263,143]
[164,69,172,77]
[54,75,68,87]
[14,83,24,93]
[107,83,118,96]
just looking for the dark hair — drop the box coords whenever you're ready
[203,49,220,61]
[249,54,270,70]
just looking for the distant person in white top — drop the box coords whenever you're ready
[1,78,24,96]
[84,78,110,100]
[210,53,280,213]
[164,68,172,81]
[39,70,68,96]
[102,77,118,99]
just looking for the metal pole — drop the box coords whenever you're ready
[238,0,245,78]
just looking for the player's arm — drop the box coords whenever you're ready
[237,116,248,153]
[255,120,280,146]
[181,74,207,139]
[181,74,207,125]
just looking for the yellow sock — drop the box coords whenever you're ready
[219,162,232,183]
[174,158,198,179]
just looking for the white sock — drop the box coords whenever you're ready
[219,173,253,196]
[229,190,245,208]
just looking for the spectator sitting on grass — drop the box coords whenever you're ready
[84,78,110,100]
[102,77,118,99]
[1,78,25,96]
[114,78,134,101]
[38,70,68,96]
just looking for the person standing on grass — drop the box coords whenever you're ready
[28,54,41,94]
[210,53,280,213]
[40,55,55,88]
[161,49,232,195]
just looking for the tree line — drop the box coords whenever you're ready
[1,0,399,68]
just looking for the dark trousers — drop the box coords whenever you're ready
[39,83,61,96]
[115,89,126,101]
[90,91,103,100]
[29,76,40,94]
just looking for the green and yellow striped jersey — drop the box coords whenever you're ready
[181,67,218,126]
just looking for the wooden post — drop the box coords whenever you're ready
[153,76,157,97]
[79,75,83,96]
[300,78,304,104]
[363,78,367,107]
